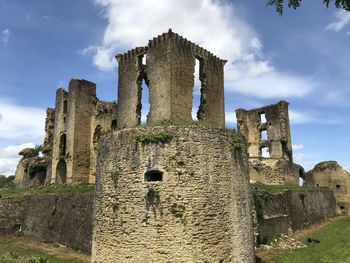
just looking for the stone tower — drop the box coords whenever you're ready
[236,101,300,185]
[50,79,117,185]
[92,30,255,263]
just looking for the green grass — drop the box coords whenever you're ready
[0,183,94,198]
[0,240,83,263]
[272,217,350,263]
[252,182,328,193]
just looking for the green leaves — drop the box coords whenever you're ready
[267,0,350,15]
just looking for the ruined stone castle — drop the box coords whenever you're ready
[10,29,350,262]
[14,79,117,187]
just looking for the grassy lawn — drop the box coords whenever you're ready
[0,183,94,198]
[271,217,350,263]
[0,239,85,263]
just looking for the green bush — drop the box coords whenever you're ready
[0,175,15,188]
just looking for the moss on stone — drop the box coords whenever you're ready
[134,131,173,144]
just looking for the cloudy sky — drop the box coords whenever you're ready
[1,0,350,175]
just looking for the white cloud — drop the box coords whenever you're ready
[2,28,10,43]
[0,100,45,175]
[292,144,304,150]
[0,100,45,143]
[325,10,350,32]
[87,0,315,99]
[0,143,34,176]
[289,110,316,124]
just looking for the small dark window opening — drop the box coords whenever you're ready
[340,205,345,210]
[63,117,66,123]
[316,184,319,188]
[63,100,68,113]
[336,184,340,189]
[111,119,117,130]
[59,133,66,155]
[144,170,163,182]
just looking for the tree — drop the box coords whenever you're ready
[267,0,350,15]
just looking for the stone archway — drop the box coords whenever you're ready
[56,159,67,184]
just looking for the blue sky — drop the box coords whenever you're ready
[1,0,350,175]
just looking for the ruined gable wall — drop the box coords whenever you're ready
[92,126,255,263]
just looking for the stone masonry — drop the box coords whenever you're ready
[14,79,118,186]
[116,29,226,129]
[236,101,300,185]
[305,161,350,215]
[92,31,255,263]
[92,126,255,263]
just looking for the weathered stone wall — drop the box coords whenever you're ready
[0,197,25,236]
[236,101,298,185]
[305,161,350,215]
[116,30,226,129]
[116,47,146,129]
[254,188,336,243]
[0,194,93,253]
[92,126,255,263]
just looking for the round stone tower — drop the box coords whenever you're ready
[91,30,255,263]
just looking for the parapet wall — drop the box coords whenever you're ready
[92,125,255,263]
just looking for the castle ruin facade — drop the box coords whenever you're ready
[236,101,301,185]
[14,79,117,186]
[91,30,255,263]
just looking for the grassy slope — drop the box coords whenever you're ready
[0,240,83,263]
[272,217,350,263]
[0,183,94,198]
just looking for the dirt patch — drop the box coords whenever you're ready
[2,236,90,262]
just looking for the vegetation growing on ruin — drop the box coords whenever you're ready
[134,131,173,144]
[252,183,328,194]
[231,135,244,151]
[313,161,339,171]
[0,175,15,188]
[28,162,48,177]
[0,183,94,198]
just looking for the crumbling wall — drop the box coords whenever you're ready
[305,161,350,215]
[0,194,93,253]
[14,148,48,188]
[254,188,336,243]
[236,101,298,185]
[115,30,226,129]
[90,101,118,182]
[92,126,255,263]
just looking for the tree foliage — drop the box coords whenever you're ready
[267,0,350,15]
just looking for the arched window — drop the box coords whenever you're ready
[56,159,67,184]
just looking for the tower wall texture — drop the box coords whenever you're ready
[92,126,255,263]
